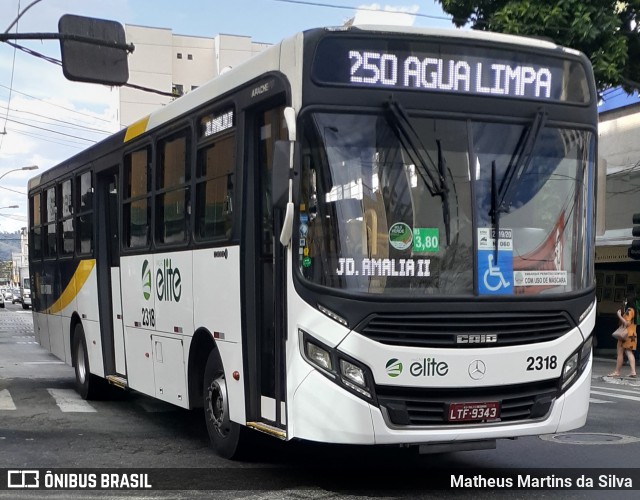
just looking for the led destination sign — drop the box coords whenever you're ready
[312,37,589,103]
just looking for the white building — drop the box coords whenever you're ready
[596,98,640,261]
[119,25,270,127]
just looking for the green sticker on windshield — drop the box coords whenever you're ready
[413,228,439,253]
[389,222,413,250]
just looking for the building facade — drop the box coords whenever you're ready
[595,93,640,351]
[119,25,270,127]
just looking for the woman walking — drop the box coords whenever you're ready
[609,297,637,378]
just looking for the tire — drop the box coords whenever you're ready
[72,324,104,400]
[22,304,28,310]
[203,350,250,459]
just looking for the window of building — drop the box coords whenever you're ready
[76,171,93,255]
[177,53,182,59]
[123,147,151,249]
[172,84,184,96]
[195,133,235,240]
[156,130,190,245]
[191,85,199,91]
[58,179,74,256]
[187,54,193,60]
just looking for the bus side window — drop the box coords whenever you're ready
[58,179,74,256]
[123,147,151,249]
[44,187,57,258]
[76,171,94,255]
[195,133,236,240]
[156,130,190,245]
[29,193,42,259]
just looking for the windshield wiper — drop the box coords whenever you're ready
[385,100,446,196]
[437,139,451,246]
[489,108,547,257]
[384,99,451,244]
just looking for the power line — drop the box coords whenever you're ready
[0,83,114,124]
[0,104,112,135]
[0,0,22,154]
[2,42,174,98]
[0,185,26,195]
[3,0,43,34]
[8,127,89,149]
[273,0,453,22]
[3,116,96,143]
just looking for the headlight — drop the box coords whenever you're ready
[340,359,366,387]
[305,341,333,372]
[561,352,579,389]
[300,330,375,403]
[561,335,593,392]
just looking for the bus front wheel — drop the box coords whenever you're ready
[72,324,103,400]
[203,350,249,459]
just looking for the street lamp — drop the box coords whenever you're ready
[0,165,39,184]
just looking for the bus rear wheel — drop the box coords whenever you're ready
[203,350,249,459]
[72,324,103,400]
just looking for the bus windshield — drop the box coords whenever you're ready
[298,111,595,296]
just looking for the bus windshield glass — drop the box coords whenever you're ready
[298,111,595,296]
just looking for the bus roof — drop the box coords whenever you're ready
[29,25,583,191]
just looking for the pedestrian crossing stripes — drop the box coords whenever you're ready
[46,389,97,412]
[0,389,16,410]
[0,387,177,413]
[590,386,640,403]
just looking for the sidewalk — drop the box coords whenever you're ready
[593,355,640,387]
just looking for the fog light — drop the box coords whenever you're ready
[340,359,366,387]
[306,342,332,371]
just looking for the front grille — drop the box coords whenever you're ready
[357,311,573,348]
[376,380,559,426]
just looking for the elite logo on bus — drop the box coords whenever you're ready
[386,358,403,377]
[140,259,182,303]
[141,260,152,301]
[385,357,449,377]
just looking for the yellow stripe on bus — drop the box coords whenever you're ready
[45,260,96,314]
[124,116,150,142]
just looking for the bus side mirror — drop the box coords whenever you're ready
[272,140,292,210]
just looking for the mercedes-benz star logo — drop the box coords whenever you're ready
[468,360,486,380]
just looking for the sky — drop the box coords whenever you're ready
[0,0,454,233]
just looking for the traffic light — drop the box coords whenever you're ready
[629,213,640,260]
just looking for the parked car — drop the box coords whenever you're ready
[1,289,11,301]
[11,289,21,304]
[0,292,4,308]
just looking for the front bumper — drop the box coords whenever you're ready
[289,355,591,445]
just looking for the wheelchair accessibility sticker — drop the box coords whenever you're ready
[477,228,513,295]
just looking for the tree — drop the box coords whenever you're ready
[436,0,640,92]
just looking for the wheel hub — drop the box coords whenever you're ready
[206,376,229,438]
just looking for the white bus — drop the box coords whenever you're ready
[29,25,597,458]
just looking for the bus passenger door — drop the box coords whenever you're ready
[247,102,288,433]
[96,167,126,378]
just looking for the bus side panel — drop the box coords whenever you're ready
[47,314,65,362]
[83,319,105,378]
[153,250,193,339]
[111,268,126,375]
[75,262,104,377]
[33,312,51,353]
[124,326,155,396]
[121,254,157,397]
[75,261,100,323]
[193,246,245,423]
